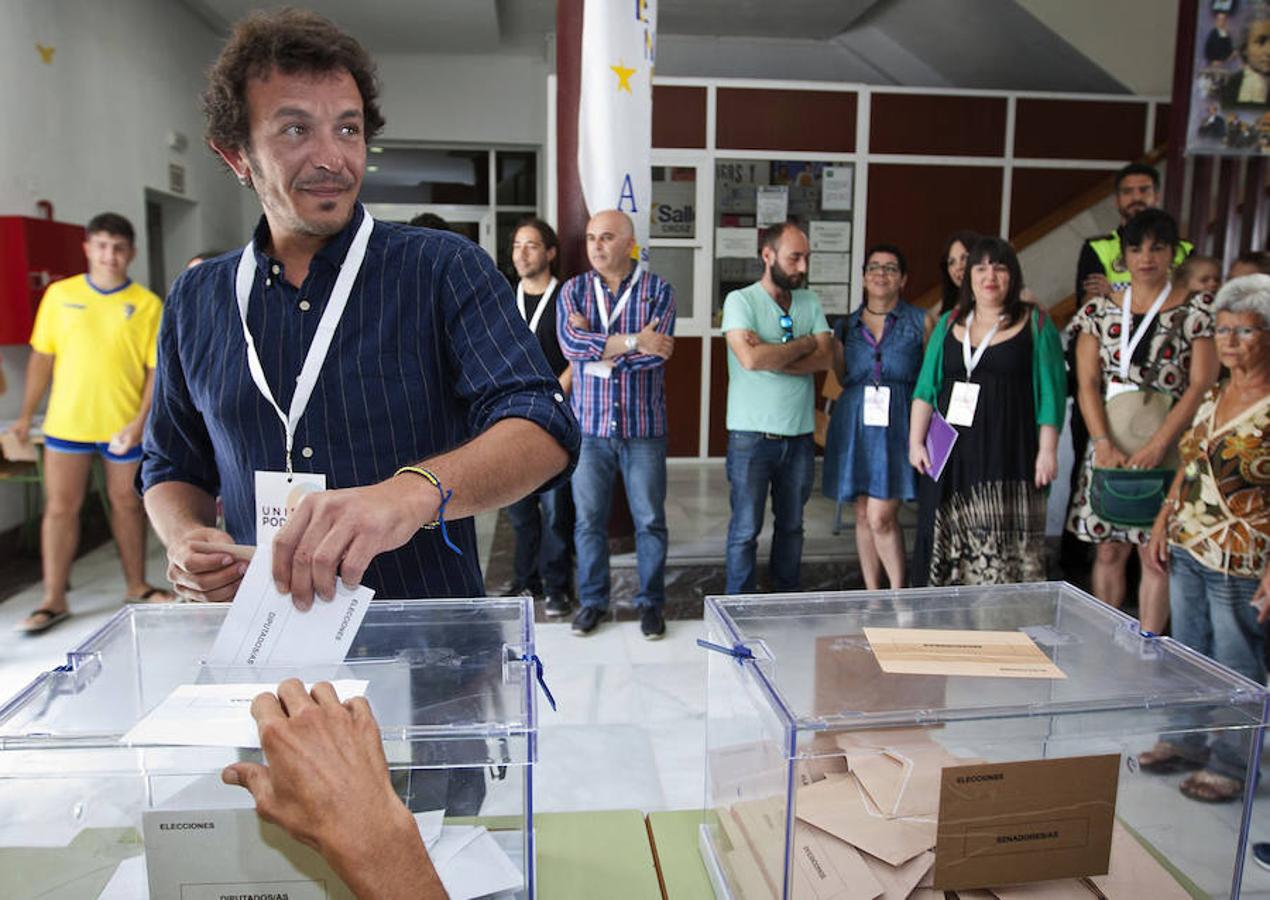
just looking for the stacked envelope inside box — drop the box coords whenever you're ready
[714,732,1192,900]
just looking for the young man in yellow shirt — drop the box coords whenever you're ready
[14,213,171,633]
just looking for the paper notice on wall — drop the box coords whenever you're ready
[717,227,759,259]
[811,283,852,315]
[755,185,789,226]
[810,252,852,284]
[822,167,854,210]
[810,220,851,253]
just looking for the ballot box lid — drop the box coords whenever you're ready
[703,581,1269,733]
[0,599,540,754]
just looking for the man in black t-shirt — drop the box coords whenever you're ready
[502,218,575,615]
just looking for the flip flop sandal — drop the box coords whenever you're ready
[15,608,70,634]
[123,587,175,604]
[1136,742,1206,774]
[1179,770,1244,803]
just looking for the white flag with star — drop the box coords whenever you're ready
[577,0,657,265]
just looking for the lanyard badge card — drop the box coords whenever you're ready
[946,311,1000,428]
[583,268,640,381]
[235,210,375,544]
[860,318,891,427]
[1106,284,1169,401]
[516,277,559,334]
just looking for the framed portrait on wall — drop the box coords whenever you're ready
[1185,2,1269,156]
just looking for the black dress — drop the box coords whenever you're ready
[910,324,1047,587]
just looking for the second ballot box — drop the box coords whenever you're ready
[699,582,1268,900]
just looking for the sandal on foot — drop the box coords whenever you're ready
[1179,770,1243,803]
[15,608,70,634]
[123,587,175,604]
[1136,742,1205,774]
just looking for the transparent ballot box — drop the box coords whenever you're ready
[700,583,1268,900]
[0,599,540,899]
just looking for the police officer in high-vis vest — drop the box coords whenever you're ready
[1075,163,1193,304]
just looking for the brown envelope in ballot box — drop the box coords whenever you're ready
[797,775,936,868]
[932,756,1118,891]
[721,636,1183,898]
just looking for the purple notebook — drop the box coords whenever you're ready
[925,410,959,481]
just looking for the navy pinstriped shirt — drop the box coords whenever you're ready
[556,266,675,438]
[141,204,580,600]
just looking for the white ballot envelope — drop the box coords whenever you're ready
[122,680,369,749]
[206,542,374,667]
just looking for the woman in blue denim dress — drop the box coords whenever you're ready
[823,244,927,588]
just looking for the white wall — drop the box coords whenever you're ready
[0,0,245,532]
[1018,195,1119,309]
[1017,0,1180,96]
[374,50,549,147]
[1,0,246,286]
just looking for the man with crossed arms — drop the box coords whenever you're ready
[557,210,675,640]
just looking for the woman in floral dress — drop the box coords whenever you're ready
[1138,274,1270,803]
[1066,210,1219,634]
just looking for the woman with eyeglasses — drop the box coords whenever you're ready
[925,230,981,335]
[823,245,926,588]
[1135,275,1270,803]
[1065,209,1219,635]
[908,237,1066,586]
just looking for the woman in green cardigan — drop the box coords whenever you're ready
[907,237,1066,586]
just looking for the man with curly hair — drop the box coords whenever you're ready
[141,8,579,607]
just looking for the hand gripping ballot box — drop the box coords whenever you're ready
[700,583,1269,900]
[0,598,541,899]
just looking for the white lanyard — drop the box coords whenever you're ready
[234,210,375,476]
[592,266,641,333]
[516,277,558,334]
[961,310,1003,380]
[1119,283,1171,381]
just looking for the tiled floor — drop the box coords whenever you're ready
[2,460,1269,897]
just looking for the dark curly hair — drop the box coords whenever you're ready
[201,7,385,154]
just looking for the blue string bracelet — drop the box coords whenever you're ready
[394,466,463,556]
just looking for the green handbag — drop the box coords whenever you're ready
[1090,467,1174,527]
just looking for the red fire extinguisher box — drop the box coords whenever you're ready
[0,216,85,345]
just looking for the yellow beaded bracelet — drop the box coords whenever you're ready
[394,466,463,556]
[394,465,444,529]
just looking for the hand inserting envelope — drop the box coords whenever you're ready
[122,544,374,749]
[205,541,373,667]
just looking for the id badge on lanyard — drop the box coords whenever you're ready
[1107,284,1169,401]
[946,311,1000,428]
[584,268,640,380]
[256,471,326,545]
[860,318,891,427]
[236,209,375,543]
[863,385,891,427]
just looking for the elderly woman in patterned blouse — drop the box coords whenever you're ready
[1139,274,1270,803]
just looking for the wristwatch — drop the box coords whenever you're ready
[625,335,638,352]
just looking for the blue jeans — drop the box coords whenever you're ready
[725,431,815,594]
[572,436,668,610]
[1167,547,1265,781]
[505,482,573,595]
